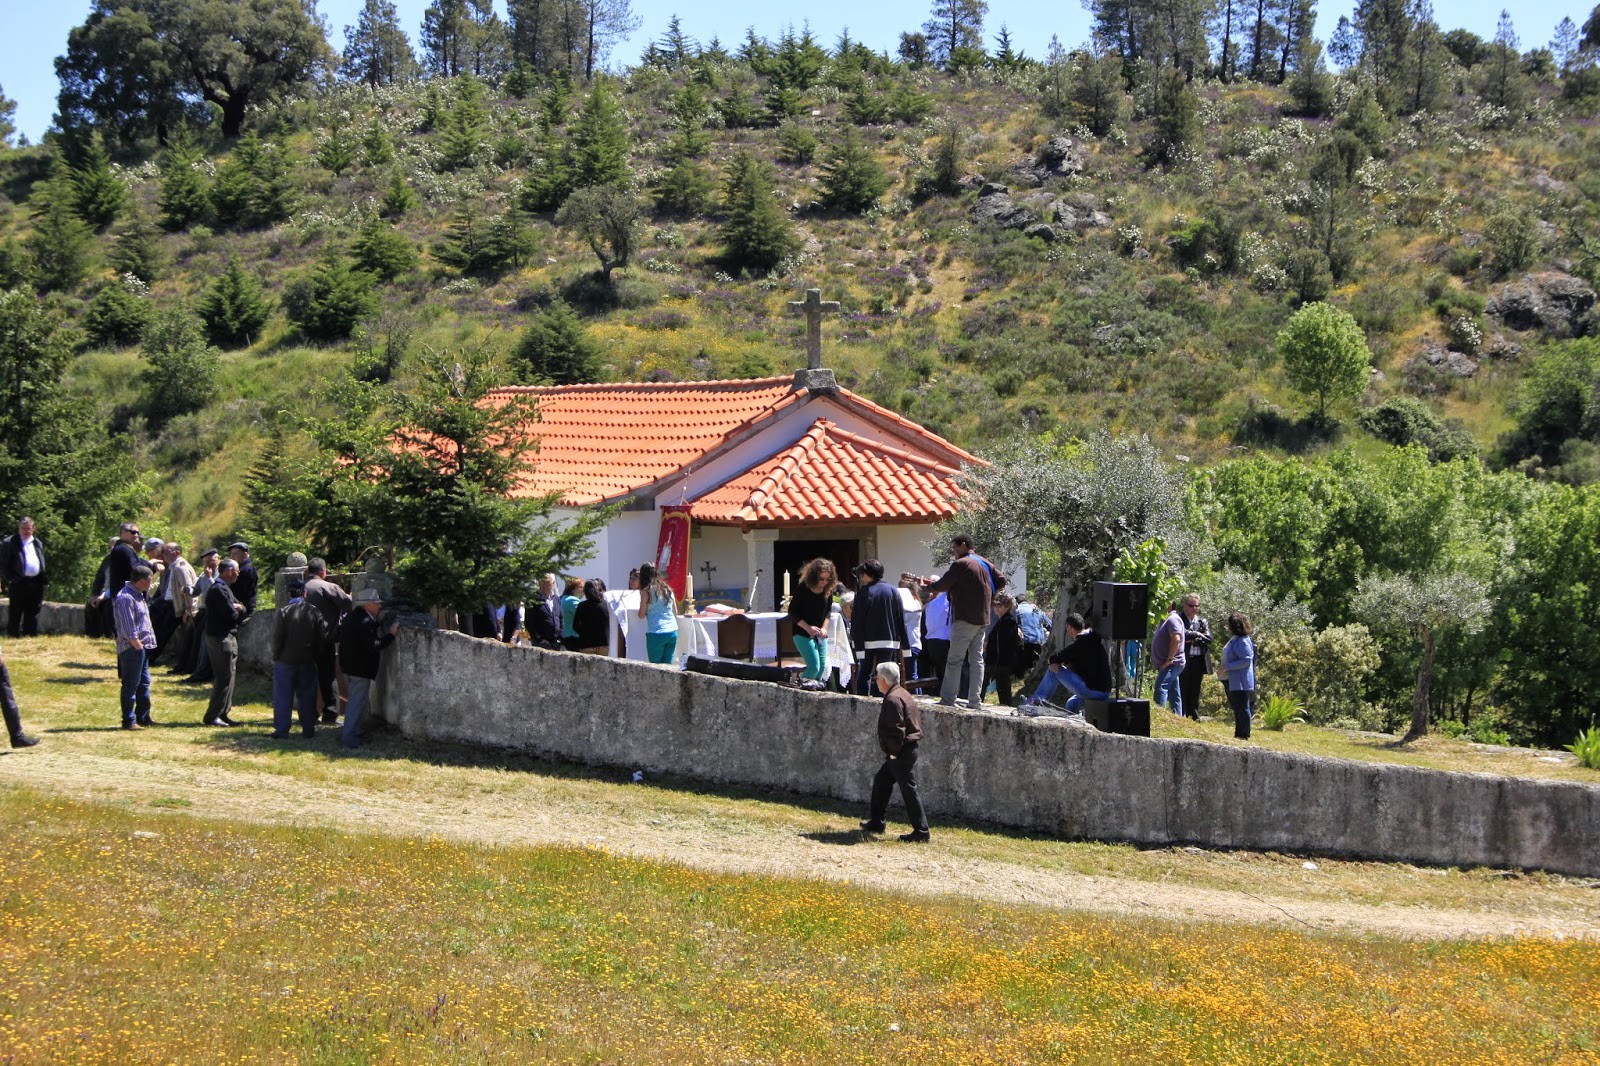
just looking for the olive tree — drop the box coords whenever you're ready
[1354,571,1489,741]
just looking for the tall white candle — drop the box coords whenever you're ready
[686,572,694,607]
[784,571,792,599]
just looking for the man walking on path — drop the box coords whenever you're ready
[1,517,47,638]
[339,589,398,749]
[271,579,330,739]
[1,641,39,747]
[920,534,1006,708]
[203,559,246,726]
[860,662,930,843]
[113,565,158,730]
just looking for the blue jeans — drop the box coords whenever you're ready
[272,662,320,736]
[1030,665,1108,711]
[117,646,151,725]
[1154,662,1185,716]
[342,676,373,749]
[645,632,677,664]
[794,632,827,681]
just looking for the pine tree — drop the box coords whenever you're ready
[652,158,716,215]
[766,85,807,124]
[843,79,889,125]
[69,135,126,232]
[568,78,630,190]
[817,126,890,212]
[380,171,419,218]
[990,24,1025,69]
[421,0,471,77]
[717,80,759,129]
[246,139,298,227]
[1071,53,1128,136]
[342,0,420,86]
[140,306,221,424]
[0,83,15,148]
[351,218,420,281]
[1141,68,1200,168]
[888,81,934,124]
[158,139,210,232]
[922,0,988,66]
[1477,10,1532,120]
[1286,37,1336,117]
[776,121,819,165]
[513,300,603,384]
[317,121,358,176]
[283,255,379,342]
[26,172,94,293]
[719,151,799,272]
[362,123,396,168]
[198,257,273,348]
[108,208,162,284]
[1398,0,1450,115]
[83,279,153,349]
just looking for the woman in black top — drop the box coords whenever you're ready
[983,592,1022,706]
[784,558,836,682]
[573,579,612,654]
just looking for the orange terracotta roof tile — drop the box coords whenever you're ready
[490,377,802,504]
[488,375,980,511]
[690,419,965,527]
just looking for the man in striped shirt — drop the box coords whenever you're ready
[113,565,159,730]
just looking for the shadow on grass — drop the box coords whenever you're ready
[59,662,116,672]
[46,677,104,686]
[800,829,872,846]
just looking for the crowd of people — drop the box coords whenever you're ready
[0,515,1264,842]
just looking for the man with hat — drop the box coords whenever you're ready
[339,588,399,749]
[228,542,258,616]
[270,578,330,739]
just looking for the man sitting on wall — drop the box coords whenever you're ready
[1020,612,1112,715]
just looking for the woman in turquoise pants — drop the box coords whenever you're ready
[784,557,837,682]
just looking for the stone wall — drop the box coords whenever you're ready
[376,627,1600,878]
[12,602,1600,876]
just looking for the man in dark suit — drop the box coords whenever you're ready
[303,558,352,723]
[526,572,561,648]
[203,559,246,726]
[0,517,47,638]
[94,522,144,637]
[229,542,258,615]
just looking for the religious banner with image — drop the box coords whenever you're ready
[654,505,692,603]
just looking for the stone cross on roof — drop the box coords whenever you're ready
[787,288,841,371]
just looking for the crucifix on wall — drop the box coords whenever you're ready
[698,559,718,588]
[787,288,841,370]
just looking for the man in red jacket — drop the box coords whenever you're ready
[860,661,930,843]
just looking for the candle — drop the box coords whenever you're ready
[783,571,791,599]
[686,572,694,608]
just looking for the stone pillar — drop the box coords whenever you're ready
[274,567,307,605]
[743,528,779,611]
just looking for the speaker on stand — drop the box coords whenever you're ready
[1093,581,1149,699]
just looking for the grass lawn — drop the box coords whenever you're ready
[2,793,1598,1065]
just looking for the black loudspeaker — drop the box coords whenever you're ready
[1083,697,1152,738]
[1093,581,1150,642]
[685,656,797,686]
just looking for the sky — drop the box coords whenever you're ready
[1,0,1589,144]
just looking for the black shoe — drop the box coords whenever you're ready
[270,732,289,739]
[218,715,240,727]
[320,712,338,724]
[202,717,219,726]
[899,830,931,843]
[859,821,886,834]
[9,733,39,748]
[137,718,156,727]
[302,729,315,738]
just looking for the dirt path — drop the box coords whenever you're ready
[6,744,1596,942]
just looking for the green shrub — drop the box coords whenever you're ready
[140,308,220,423]
[83,281,152,348]
[350,218,418,281]
[1261,623,1381,724]
[282,256,378,342]
[1257,693,1306,731]
[1568,727,1600,769]
[198,258,273,349]
[776,121,818,166]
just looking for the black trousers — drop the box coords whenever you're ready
[854,649,899,696]
[150,600,177,662]
[315,641,339,716]
[982,663,1014,706]
[868,742,928,832]
[1,659,27,740]
[1180,660,1208,721]
[7,576,45,637]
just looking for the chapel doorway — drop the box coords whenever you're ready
[772,538,858,612]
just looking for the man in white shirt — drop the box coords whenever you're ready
[920,589,952,688]
[1,517,47,638]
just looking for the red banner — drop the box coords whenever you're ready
[654,505,692,602]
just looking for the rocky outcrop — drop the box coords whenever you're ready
[1487,271,1596,338]
[1010,135,1088,186]
[972,184,1112,236]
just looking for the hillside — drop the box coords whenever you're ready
[2,47,1598,545]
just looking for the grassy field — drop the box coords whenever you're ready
[3,793,1598,1065]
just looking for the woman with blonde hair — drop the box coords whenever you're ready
[784,557,837,682]
[637,562,680,664]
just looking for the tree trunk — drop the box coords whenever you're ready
[220,95,249,139]
[1405,623,1434,742]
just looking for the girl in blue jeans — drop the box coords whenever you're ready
[784,557,838,682]
[637,562,680,664]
